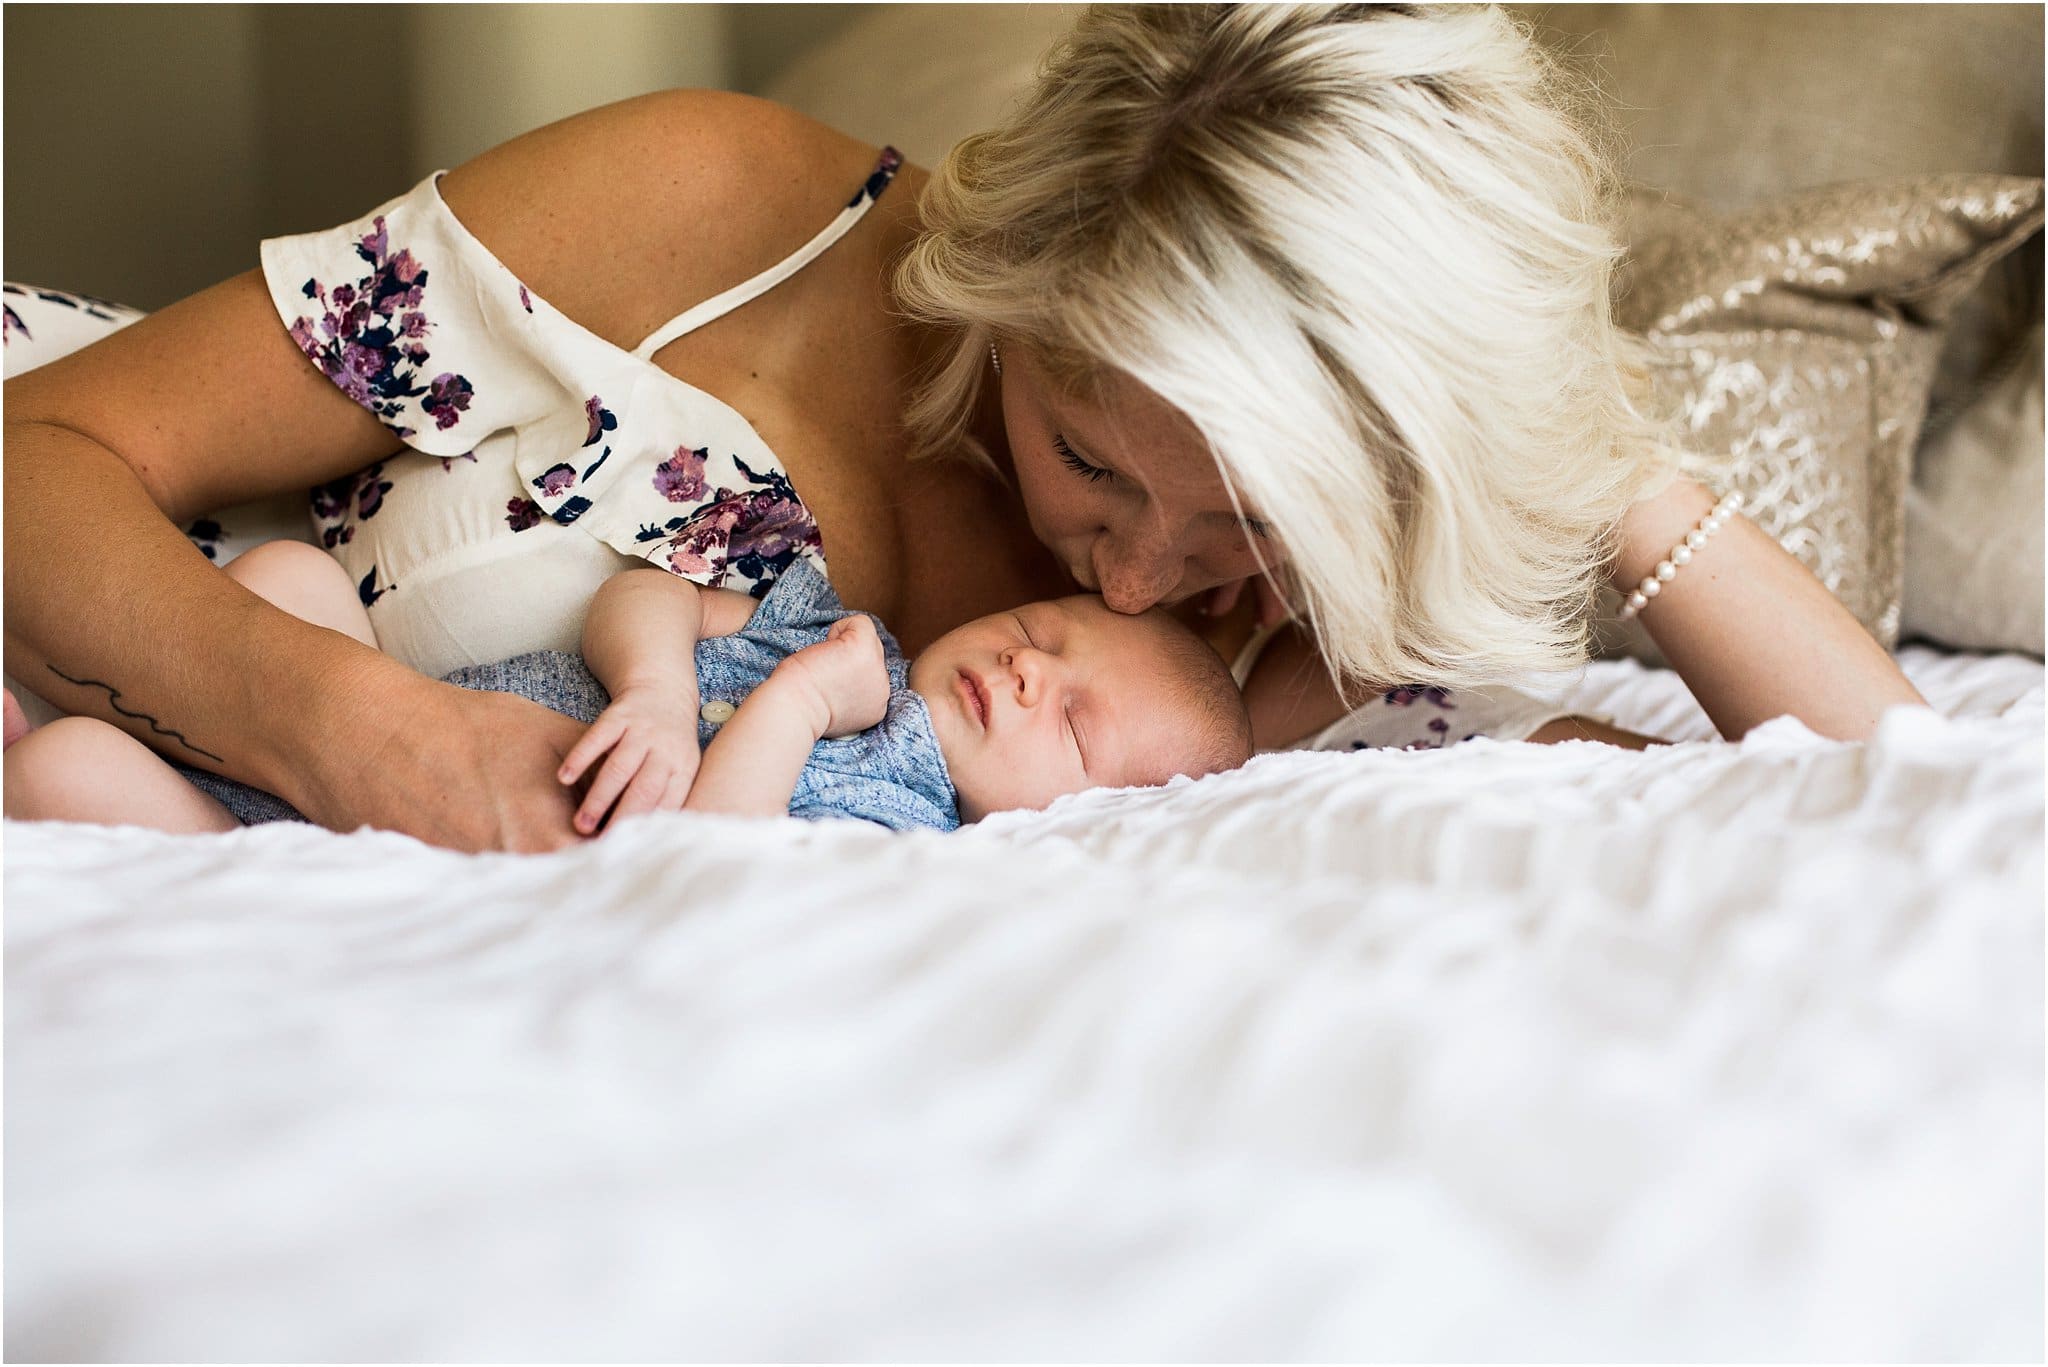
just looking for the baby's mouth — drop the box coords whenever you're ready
[955,669,989,730]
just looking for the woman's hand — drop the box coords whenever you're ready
[556,686,702,835]
[775,616,890,738]
[293,668,595,854]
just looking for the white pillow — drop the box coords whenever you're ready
[1902,322,2046,656]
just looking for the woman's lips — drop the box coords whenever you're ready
[956,670,989,729]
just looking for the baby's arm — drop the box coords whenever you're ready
[684,616,888,819]
[564,569,758,832]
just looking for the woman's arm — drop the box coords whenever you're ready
[1611,475,1926,740]
[3,91,873,852]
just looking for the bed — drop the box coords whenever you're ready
[5,644,2042,1360]
[7,5,2044,1360]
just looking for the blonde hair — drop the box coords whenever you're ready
[892,3,1679,690]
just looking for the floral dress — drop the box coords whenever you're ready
[257,147,902,678]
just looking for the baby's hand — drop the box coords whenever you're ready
[777,615,889,738]
[557,686,701,834]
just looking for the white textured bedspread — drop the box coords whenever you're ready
[7,647,2042,1361]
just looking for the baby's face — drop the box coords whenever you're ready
[907,595,1238,822]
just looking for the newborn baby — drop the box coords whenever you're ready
[4,547,1250,835]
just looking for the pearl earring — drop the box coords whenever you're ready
[989,340,1002,377]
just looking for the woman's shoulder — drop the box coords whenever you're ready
[433,90,898,355]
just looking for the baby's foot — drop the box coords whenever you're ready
[3,689,31,750]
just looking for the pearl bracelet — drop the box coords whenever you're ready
[1617,488,1745,620]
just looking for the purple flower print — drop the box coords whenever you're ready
[310,462,391,548]
[531,463,578,497]
[420,372,473,430]
[847,145,904,209]
[2,304,28,346]
[653,446,710,503]
[518,285,533,314]
[287,214,477,440]
[583,396,617,447]
[1384,685,1454,709]
[505,497,543,532]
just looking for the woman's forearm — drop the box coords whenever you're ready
[3,419,398,804]
[1612,475,1927,741]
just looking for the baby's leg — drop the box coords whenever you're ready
[223,540,377,648]
[5,716,240,832]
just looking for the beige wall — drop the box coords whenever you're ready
[2,3,865,310]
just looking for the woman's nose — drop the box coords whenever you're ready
[1093,535,1181,614]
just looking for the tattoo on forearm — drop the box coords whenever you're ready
[44,664,225,763]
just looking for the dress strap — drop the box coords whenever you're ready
[630,145,904,362]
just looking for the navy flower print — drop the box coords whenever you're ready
[357,565,395,608]
[184,517,226,562]
[2,303,28,346]
[311,462,393,549]
[284,214,475,442]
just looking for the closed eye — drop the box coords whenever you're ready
[1054,435,1113,484]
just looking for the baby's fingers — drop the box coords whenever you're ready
[558,716,624,786]
[575,745,646,834]
[607,757,681,826]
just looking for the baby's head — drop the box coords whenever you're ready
[907,595,1252,822]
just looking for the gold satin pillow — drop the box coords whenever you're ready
[1596,174,2043,659]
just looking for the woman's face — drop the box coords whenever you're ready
[996,347,1281,615]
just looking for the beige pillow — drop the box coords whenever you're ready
[1506,3,2044,481]
[1902,321,2045,655]
[1594,174,2044,661]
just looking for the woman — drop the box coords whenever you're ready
[3,5,1922,853]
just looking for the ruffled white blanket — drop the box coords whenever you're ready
[6,646,2041,1361]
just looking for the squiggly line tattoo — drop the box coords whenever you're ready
[44,664,225,763]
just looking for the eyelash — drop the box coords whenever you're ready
[1054,435,1113,484]
[1018,611,1086,766]
[1058,436,1271,542]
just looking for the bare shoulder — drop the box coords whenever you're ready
[435,89,889,351]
